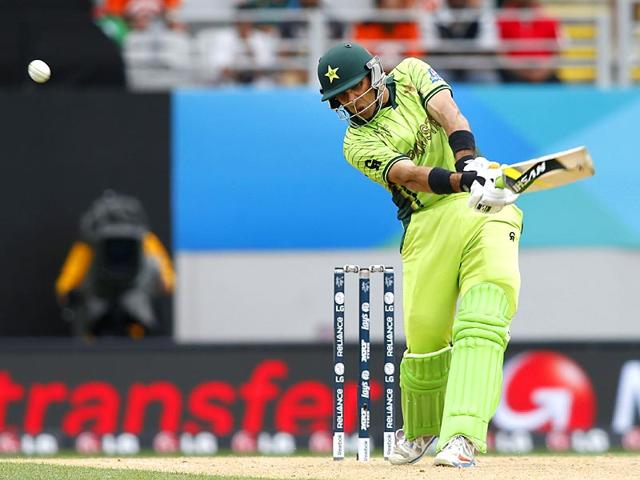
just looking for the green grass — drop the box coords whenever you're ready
[0,462,266,480]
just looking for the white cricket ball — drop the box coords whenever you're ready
[28,60,51,83]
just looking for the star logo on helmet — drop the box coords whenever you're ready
[325,65,340,83]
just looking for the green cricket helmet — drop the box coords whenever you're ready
[318,42,387,125]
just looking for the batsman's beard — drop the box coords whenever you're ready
[336,83,386,126]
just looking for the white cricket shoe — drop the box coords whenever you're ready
[434,435,477,468]
[388,429,436,465]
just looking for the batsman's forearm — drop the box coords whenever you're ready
[448,131,476,170]
[452,171,478,192]
[402,167,475,194]
[389,161,476,193]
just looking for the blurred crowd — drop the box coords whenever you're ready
[92,0,566,87]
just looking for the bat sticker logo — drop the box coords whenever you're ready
[506,159,564,193]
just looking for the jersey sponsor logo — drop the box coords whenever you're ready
[407,122,430,160]
[365,159,382,170]
[406,118,440,161]
[509,232,516,242]
[428,67,442,83]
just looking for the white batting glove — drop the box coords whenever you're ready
[462,156,493,173]
[467,164,519,214]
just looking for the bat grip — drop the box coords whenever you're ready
[495,176,505,189]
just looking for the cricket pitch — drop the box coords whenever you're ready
[7,455,639,479]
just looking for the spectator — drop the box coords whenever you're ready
[249,0,345,85]
[277,0,344,40]
[236,0,288,6]
[496,0,562,83]
[198,3,279,85]
[98,0,185,38]
[422,0,499,83]
[353,0,425,69]
[56,191,175,339]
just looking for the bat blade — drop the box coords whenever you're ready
[497,146,595,194]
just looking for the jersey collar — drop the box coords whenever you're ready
[382,75,398,110]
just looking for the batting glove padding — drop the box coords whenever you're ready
[461,156,492,174]
[466,161,519,214]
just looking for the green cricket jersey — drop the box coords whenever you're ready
[343,57,457,226]
[341,58,523,453]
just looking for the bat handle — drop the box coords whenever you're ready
[488,162,506,189]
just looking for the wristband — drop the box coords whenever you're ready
[460,171,480,192]
[448,130,476,154]
[428,167,454,194]
[455,154,475,172]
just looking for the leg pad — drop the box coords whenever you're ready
[438,283,512,453]
[400,346,451,440]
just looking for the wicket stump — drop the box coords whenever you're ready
[333,265,396,462]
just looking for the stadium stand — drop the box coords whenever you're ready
[92,0,631,89]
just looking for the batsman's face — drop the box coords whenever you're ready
[335,76,378,120]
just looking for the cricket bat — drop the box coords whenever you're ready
[495,146,595,194]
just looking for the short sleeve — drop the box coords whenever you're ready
[343,133,409,188]
[394,57,451,108]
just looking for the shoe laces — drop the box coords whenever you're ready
[448,435,476,457]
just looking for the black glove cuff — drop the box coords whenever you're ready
[448,130,476,154]
[428,168,455,194]
[455,154,475,172]
[460,171,481,192]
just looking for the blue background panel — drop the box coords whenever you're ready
[173,88,398,250]
[173,87,640,250]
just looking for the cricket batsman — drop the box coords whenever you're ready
[318,43,522,467]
